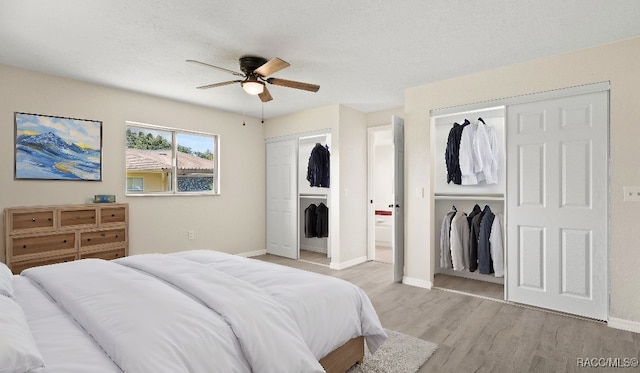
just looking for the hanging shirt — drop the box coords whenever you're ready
[473,122,500,184]
[444,121,468,185]
[450,209,470,271]
[469,207,485,272]
[307,144,330,187]
[490,213,504,278]
[478,205,495,275]
[304,204,317,238]
[439,207,456,269]
[315,203,329,237]
[459,122,482,185]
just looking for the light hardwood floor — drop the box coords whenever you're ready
[255,254,640,373]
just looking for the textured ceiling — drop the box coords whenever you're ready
[1,1,639,119]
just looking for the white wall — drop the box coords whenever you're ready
[404,37,640,324]
[0,64,266,260]
[265,104,369,266]
[337,106,368,264]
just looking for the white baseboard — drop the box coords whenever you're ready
[609,317,640,334]
[237,249,267,258]
[403,276,433,289]
[329,256,368,270]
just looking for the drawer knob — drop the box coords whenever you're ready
[32,217,36,221]
[87,238,91,241]
[111,214,115,217]
[22,245,27,249]
[63,240,67,243]
[115,235,119,238]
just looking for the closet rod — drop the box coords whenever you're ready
[299,194,327,199]
[434,194,504,201]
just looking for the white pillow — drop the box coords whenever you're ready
[0,262,13,297]
[0,296,45,373]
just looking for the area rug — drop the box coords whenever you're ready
[347,329,438,373]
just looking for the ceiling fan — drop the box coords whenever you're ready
[186,56,320,102]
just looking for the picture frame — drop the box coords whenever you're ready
[14,112,103,181]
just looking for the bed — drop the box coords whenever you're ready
[0,250,387,373]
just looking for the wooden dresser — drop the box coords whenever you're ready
[4,203,128,274]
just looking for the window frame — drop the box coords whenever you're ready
[125,121,220,196]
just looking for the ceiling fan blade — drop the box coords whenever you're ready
[266,78,320,92]
[186,59,245,77]
[254,58,290,77]
[196,80,242,89]
[259,86,273,102]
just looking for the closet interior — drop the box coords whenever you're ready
[432,106,506,300]
[298,133,331,266]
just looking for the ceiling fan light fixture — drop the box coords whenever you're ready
[241,78,264,95]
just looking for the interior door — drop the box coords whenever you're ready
[392,116,405,283]
[506,91,608,320]
[266,139,298,259]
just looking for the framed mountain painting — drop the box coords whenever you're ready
[14,112,102,181]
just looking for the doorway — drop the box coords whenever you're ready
[368,125,394,264]
[367,116,405,282]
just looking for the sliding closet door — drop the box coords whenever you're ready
[506,91,608,320]
[266,139,298,259]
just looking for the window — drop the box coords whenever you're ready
[125,122,219,195]
[126,177,144,192]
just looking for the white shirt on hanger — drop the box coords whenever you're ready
[459,122,481,185]
[473,121,500,184]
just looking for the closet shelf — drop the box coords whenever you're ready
[434,194,504,201]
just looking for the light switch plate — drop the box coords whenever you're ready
[623,186,640,202]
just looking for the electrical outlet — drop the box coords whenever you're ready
[623,186,640,202]
[188,230,195,240]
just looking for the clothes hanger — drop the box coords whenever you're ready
[478,117,486,125]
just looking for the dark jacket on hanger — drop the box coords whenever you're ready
[445,120,469,185]
[466,204,482,229]
[469,206,485,272]
[315,203,329,237]
[307,144,330,187]
[304,204,317,238]
[477,205,496,275]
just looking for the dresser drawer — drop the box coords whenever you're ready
[100,206,127,224]
[80,228,126,248]
[59,208,97,228]
[80,248,126,261]
[10,254,77,274]
[10,210,55,232]
[11,233,76,256]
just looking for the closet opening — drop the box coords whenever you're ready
[431,106,506,301]
[298,134,331,267]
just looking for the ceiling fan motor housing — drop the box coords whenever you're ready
[239,56,268,75]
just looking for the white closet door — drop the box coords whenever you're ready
[506,91,608,320]
[266,139,298,259]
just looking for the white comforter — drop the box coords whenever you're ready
[21,251,386,373]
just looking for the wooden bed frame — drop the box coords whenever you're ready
[319,336,364,373]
